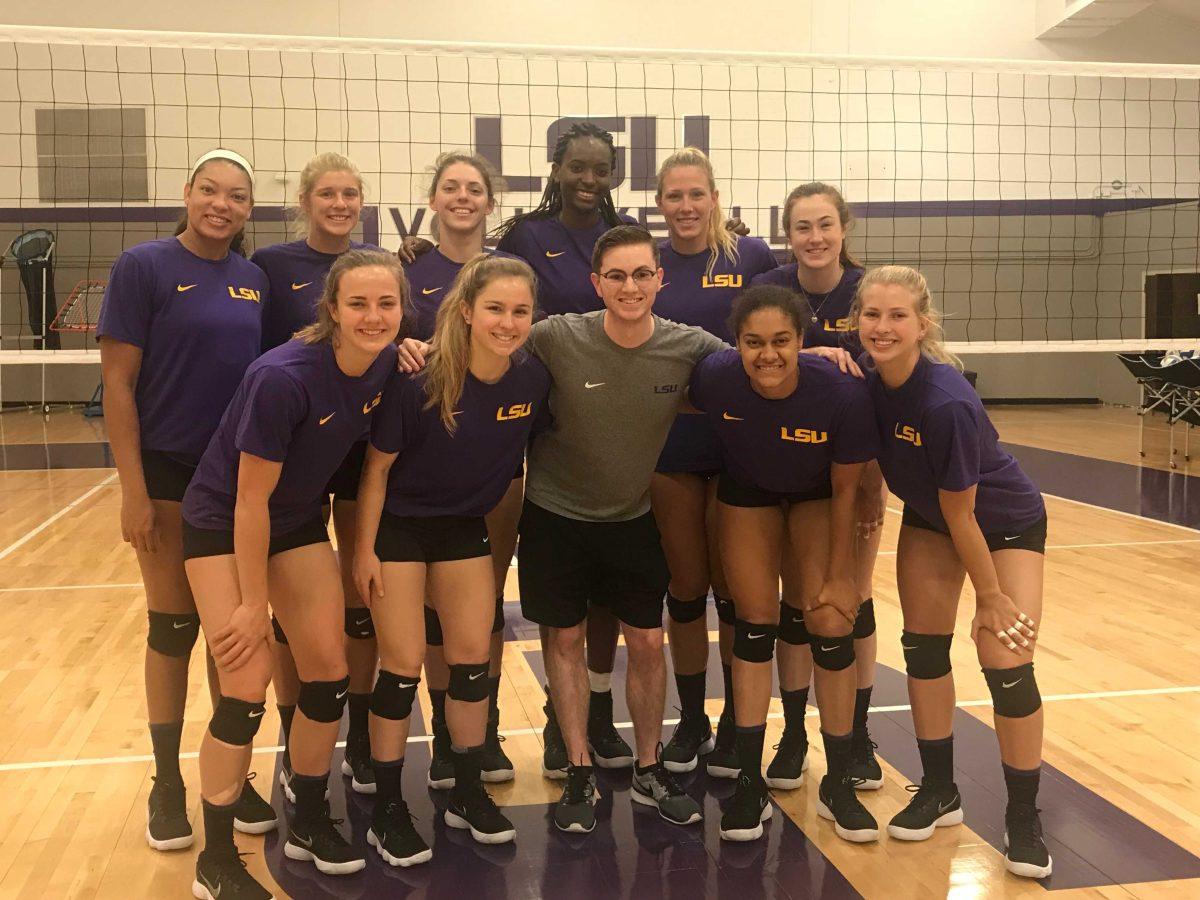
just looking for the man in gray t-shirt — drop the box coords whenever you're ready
[518,226,725,834]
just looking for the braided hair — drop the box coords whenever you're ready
[494,121,623,241]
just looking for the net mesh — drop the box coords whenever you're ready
[50,279,105,332]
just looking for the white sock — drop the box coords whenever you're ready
[588,669,612,693]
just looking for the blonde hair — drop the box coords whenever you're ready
[850,265,961,368]
[423,254,538,433]
[292,152,365,237]
[656,147,739,279]
[781,182,862,269]
[295,248,410,345]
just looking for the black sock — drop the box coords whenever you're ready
[149,721,183,782]
[277,704,296,767]
[347,693,370,741]
[853,686,873,736]
[780,687,809,734]
[291,772,329,825]
[735,724,767,778]
[429,688,447,727]
[487,676,501,723]
[675,671,707,721]
[822,731,853,780]
[917,736,955,785]
[589,689,613,723]
[201,798,237,857]
[372,757,403,802]
[451,744,484,789]
[721,664,736,722]
[1003,763,1041,808]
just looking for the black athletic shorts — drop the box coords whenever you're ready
[142,449,198,503]
[901,505,1047,554]
[517,500,670,630]
[375,511,490,564]
[181,517,331,561]
[324,440,367,503]
[717,472,833,508]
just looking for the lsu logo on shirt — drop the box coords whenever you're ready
[823,317,851,332]
[780,427,828,444]
[496,402,533,421]
[654,383,679,395]
[702,274,742,289]
[894,424,922,446]
[227,286,262,304]
[362,392,383,415]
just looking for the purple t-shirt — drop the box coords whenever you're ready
[251,239,377,352]
[371,353,551,517]
[690,349,878,494]
[496,213,638,317]
[865,355,1045,534]
[404,247,520,341]
[182,339,397,534]
[96,237,266,460]
[750,264,864,352]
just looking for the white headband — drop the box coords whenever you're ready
[190,148,254,184]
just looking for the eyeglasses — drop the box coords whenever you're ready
[599,268,658,287]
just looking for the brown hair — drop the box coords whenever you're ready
[292,152,365,237]
[591,224,660,273]
[781,182,861,269]
[295,248,412,345]
[849,265,961,368]
[427,152,502,241]
[656,147,739,279]
[174,150,254,256]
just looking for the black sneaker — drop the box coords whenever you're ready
[554,765,599,834]
[817,774,879,843]
[661,712,715,774]
[719,774,772,842]
[481,710,514,784]
[146,775,193,851]
[588,692,634,769]
[340,729,376,795]
[427,716,455,789]
[192,850,273,900]
[445,781,516,844]
[765,728,809,790]
[233,774,278,835]
[283,803,366,875]
[887,780,963,841]
[542,696,568,780]
[706,713,739,779]
[631,752,703,826]
[1004,803,1053,879]
[366,798,432,868]
[848,728,883,791]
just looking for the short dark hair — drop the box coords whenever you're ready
[591,224,660,273]
[727,285,813,343]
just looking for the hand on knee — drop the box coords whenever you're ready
[804,606,851,640]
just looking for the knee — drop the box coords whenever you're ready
[209,695,267,746]
[298,674,351,724]
[344,607,376,640]
[982,662,1041,718]
[371,670,420,720]
[778,604,810,646]
[623,627,664,663]
[666,592,708,625]
[901,631,954,680]
[548,624,586,656]
[147,610,200,658]
[733,620,778,663]
[447,661,491,703]
[805,606,852,639]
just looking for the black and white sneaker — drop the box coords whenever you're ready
[661,712,715,774]
[233,774,278,834]
[631,756,703,825]
[427,717,455,789]
[542,697,568,779]
[146,775,193,851]
[481,711,514,783]
[278,760,295,804]
[706,713,739,779]
[887,780,963,841]
[848,729,884,791]
[817,774,879,843]
[588,693,634,769]
[366,798,432,868]
[283,804,366,875]
[554,765,599,834]
[192,850,273,900]
[1004,803,1053,879]
[445,781,516,844]
[719,774,772,842]
[340,730,376,795]
[765,728,809,790]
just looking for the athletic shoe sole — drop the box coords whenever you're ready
[719,802,772,842]
[146,823,193,852]
[662,735,716,773]
[853,775,885,791]
[542,765,568,781]
[816,800,880,843]
[444,809,516,844]
[887,807,963,841]
[340,760,377,794]
[366,827,433,867]
[554,817,596,834]
[283,840,367,875]
[278,769,296,804]
[427,773,455,789]
[630,786,703,825]
[765,753,810,790]
[706,763,740,779]
[233,815,278,835]
[1003,833,1054,879]
[192,878,275,900]
[481,768,515,783]
[590,751,635,769]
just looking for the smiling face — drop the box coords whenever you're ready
[553,136,613,218]
[657,164,716,250]
[591,242,662,326]
[736,306,802,397]
[429,160,494,240]
[788,192,845,276]
[330,265,404,356]
[303,169,362,241]
[857,281,926,368]
[464,275,534,361]
[183,160,252,245]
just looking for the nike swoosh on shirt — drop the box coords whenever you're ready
[176,284,197,292]
[291,281,312,290]
[545,250,566,258]
[722,412,744,421]
[422,286,443,295]
[584,381,605,389]
[319,413,336,425]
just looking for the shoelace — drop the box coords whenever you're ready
[564,768,595,803]
[649,743,687,796]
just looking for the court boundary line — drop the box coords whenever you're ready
[887,494,1200,535]
[2,684,1195,774]
[0,472,118,561]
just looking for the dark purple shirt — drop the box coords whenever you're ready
[182,339,397,534]
[690,349,878,494]
[371,354,551,517]
[496,214,637,317]
[750,264,864,352]
[865,355,1045,534]
[96,237,266,460]
[404,247,520,341]
[251,239,377,352]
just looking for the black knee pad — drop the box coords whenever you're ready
[209,696,266,746]
[667,592,708,624]
[146,610,200,657]
[344,607,375,640]
[853,598,876,639]
[298,675,350,723]
[271,614,288,645]
[810,633,855,671]
[733,622,778,663]
[982,662,1041,718]
[371,670,420,720]
[424,606,444,646]
[448,662,491,702]
[778,604,810,645]
[714,594,736,626]
[492,596,505,635]
[901,631,954,680]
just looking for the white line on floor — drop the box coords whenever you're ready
[0,473,118,561]
[1042,491,1200,535]
[874,536,1200,556]
[0,582,143,593]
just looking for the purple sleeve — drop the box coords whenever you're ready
[370,376,419,455]
[925,400,982,492]
[748,239,780,277]
[749,266,781,288]
[96,251,152,347]
[830,384,880,465]
[234,368,308,463]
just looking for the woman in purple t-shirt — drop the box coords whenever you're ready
[855,265,1051,879]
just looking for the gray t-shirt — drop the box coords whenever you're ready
[526,311,727,522]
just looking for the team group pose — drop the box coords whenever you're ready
[100,133,1053,899]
